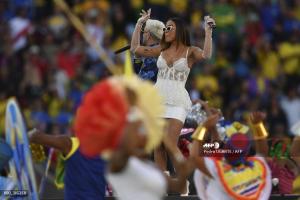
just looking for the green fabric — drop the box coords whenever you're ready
[269,141,291,159]
[54,153,65,189]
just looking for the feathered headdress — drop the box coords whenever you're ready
[74,78,129,157]
[74,75,165,157]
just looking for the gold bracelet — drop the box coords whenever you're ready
[253,122,268,139]
[191,126,207,141]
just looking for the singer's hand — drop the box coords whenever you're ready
[137,9,151,26]
[204,15,216,32]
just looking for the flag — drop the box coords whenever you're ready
[124,50,133,77]
[5,98,38,200]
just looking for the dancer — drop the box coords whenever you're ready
[255,119,300,194]
[106,115,192,200]
[29,129,107,200]
[191,111,272,200]
[131,9,215,193]
[267,138,300,194]
[73,75,193,199]
[131,9,165,82]
[27,77,137,200]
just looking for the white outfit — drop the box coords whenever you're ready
[280,96,300,130]
[194,157,272,200]
[155,48,192,123]
[107,156,167,200]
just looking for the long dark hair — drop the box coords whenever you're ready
[160,17,191,50]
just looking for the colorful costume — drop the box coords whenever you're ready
[60,137,106,200]
[107,157,166,200]
[194,156,271,200]
[268,139,297,194]
[134,56,158,82]
[194,129,272,200]
[74,75,166,199]
[75,76,165,157]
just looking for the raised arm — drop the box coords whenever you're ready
[130,9,161,58]
[190,114,220,178]
[193,99,222,142]
[190,16,215,64]
[249,111,269,157]
[29,128,71,156]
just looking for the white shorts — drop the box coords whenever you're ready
[162,105,188,123]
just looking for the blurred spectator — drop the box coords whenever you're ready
[280,86,300,131]
[256,36,280,81]
[20,47,43,100]
[260,0,281,34]
[278,32,300,75]
[9,6,31,52]
[267,97,289,136]
[56,41,83,78]
[85,8,105,61]
[208,0,237,34]
[245,11,264,47]
[246,68,270,98]
[48,6,68,40]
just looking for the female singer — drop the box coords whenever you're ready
[130,9,215,194]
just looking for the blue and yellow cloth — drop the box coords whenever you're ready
[134,57,158,82]
[55,137,107,200]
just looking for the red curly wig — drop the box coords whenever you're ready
[74,79,129,157]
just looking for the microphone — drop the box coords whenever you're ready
[114,45,131,54]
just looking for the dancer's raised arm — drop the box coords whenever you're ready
[130,9,161,57]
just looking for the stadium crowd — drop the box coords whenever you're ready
[0,0,300,194]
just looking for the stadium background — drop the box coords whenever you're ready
[0,0,300,198]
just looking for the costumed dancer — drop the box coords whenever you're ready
[28,76,135,200]
[76,75,193,200]
[191,111,272,200]
[261,119,300,194]
[130,9,215,194]
[130,9,165,82]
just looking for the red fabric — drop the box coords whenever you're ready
[12,24,31,44]
[224,133,250,164]
[245,22,264,46]
[74,79,129,157]
[57,51,82,78]
[268,160,296,194]
[30,55,48,78]
[178,138,190,158]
